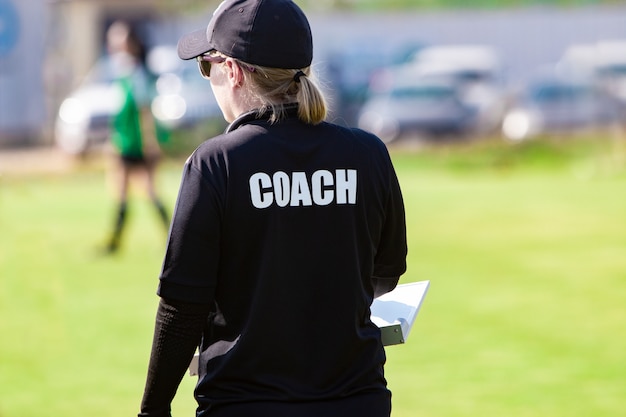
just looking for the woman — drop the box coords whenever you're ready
[138,1,407,416]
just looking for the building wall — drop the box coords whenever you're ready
[52,0,161,88]
[0,0,46,145]
[39,0,164,144]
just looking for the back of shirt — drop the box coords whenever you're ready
[158,116,407,410]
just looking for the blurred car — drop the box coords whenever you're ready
[357,71,478,142]
[501,71,621,141]
[54,57,124,154]
[319,42,424,126]
[151,64,223,131]
[357,44,511,142]
[407,44,510,134]
[54,45,224,155]
[559,40,626,105]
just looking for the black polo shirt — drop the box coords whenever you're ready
[158,109,407,414]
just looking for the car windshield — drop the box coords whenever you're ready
[390,85,455,100]
[597,64,626,77]
[530,83,591,103]
[454,70,494,84]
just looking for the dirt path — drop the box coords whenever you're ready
[0,146,105,176]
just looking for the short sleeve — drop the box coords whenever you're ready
[157,161,222,304]
[372,155,407,280]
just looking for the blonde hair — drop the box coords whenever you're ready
[234,59,328,125]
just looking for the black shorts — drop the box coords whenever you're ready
[120,154,148,166]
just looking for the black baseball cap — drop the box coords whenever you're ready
[177,0,313,69]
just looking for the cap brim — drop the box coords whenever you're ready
[177,28,212,60]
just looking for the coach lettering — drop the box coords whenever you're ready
[249,173,273,209]
[249,169,357,209]
[273,172,290,207]
[290,172,313,207]
[336,169,357,204]
[311,170,333,205]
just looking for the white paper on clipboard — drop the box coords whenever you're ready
[370,280,430,346]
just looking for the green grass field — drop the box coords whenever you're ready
[1,135,625,416]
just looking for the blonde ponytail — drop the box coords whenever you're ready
[294,70,327,125]
[237,60,327,125]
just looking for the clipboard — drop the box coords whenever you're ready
[370,280,430,346]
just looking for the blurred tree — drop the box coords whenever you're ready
[150,0,619,13]
[154,0,221,14]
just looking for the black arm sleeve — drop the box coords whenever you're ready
[138,298,212,417]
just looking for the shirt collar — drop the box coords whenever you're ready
[225,103,299,133]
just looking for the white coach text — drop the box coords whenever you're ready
[249,169,357,209]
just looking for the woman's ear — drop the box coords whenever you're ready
[225,59,244,88]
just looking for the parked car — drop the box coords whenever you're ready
[408,44,510,134]
[559,40,626,105]
[54,57,124,154]
[501,70,621,141]
[151,61,223,131]
[357,71,478,142]
[357,44,512,142]
[54,45,224,155]
[319,42,424,126]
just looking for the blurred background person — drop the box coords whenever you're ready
[102,19,170,254]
